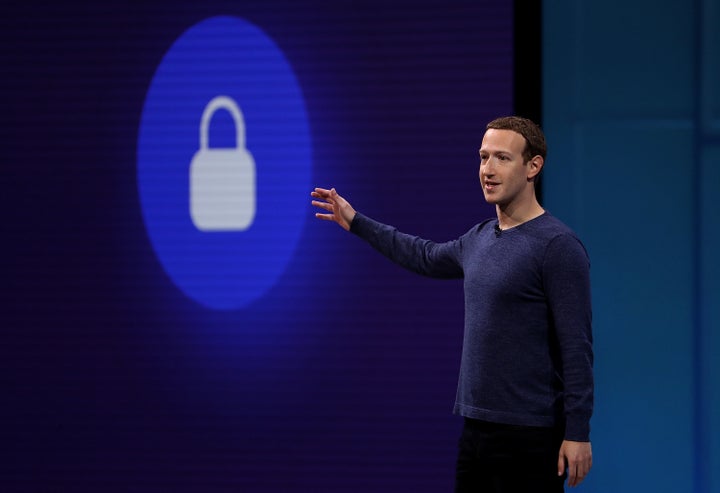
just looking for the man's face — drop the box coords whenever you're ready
[478,128,533,206]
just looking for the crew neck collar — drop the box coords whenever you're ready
[495,211,548,234]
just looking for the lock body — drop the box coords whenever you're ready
[190,148,256,231]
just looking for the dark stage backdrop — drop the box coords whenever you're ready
[2,1,512,491]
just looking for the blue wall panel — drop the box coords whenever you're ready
[703,0,720,130]
[700,3,720,488]
[544,1,718,492]
[701,146,720,493]
[573,2,695,118]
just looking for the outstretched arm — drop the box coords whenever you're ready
[311,187,357,231]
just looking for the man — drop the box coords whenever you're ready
[311,117,593,492]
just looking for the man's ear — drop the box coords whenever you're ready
[527,155,544,181]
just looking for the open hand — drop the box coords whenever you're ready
[311,187,357,231]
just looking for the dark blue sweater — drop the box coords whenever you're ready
[350,212,593,441]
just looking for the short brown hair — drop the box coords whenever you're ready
[486,116,546,163]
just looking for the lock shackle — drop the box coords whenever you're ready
[199,96,245,150]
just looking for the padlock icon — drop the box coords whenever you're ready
[190,96,256,231]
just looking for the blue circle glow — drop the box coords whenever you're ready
[137,16,311,310]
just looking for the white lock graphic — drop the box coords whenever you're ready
[190,96,256,231]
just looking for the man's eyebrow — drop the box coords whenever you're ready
[479,148,513,155]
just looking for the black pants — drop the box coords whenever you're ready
[455,418,566,493]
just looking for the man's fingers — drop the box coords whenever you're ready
[557,453,565,477]
[311,200,334,211]
[312,187,332,199]
[567,459,592,487]
[567,463,578,487]
[576,459,590,485]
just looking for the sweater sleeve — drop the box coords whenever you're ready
[542,233,594,442]
[349,212,464,279]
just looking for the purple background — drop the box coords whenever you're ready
[2,1,511,491]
